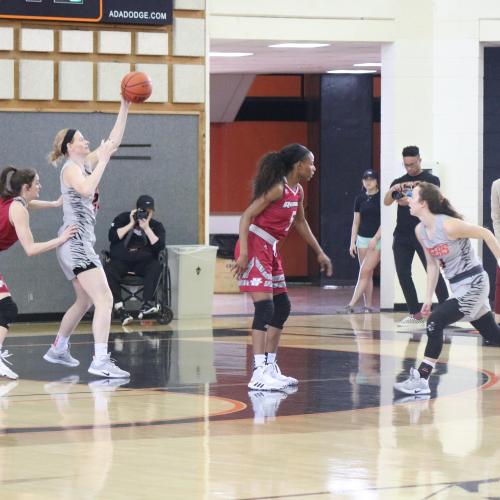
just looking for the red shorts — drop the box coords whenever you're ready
[235,233,287,294]
[0,273,10,294]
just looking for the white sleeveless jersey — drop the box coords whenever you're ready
[56,160,101,280]
[418,214,481,281]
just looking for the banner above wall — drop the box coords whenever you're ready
[0,0,173,26]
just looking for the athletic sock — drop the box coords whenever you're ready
[53,334,69,353]
[254,354,266,368]
[266,352,276,364]
[418,359,436,379]
[114,301,124,311]
[94,343,108,359]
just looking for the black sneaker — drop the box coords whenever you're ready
[138,302,159,319]
[116,308,133,326]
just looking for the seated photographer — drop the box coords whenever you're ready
[104,195,166,326]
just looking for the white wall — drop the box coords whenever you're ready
[208,0,500,309]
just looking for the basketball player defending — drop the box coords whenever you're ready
[233,144,333,391]
[0,166,76,378]
[44,97,131,378]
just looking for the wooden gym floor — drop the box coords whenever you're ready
[1,286,499,499]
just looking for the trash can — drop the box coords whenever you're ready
[209,234,240,293]
[167,245,218,319]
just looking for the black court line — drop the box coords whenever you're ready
[0,475,74,485]
[238,475,500,500]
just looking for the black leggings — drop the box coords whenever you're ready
[425,298,500,359]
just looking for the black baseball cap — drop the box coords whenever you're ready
[136,195,154,210]
[362,169,377,179]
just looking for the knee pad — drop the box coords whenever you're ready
[268,293,291,330]
[0,297,18,329]
[252,300,274,331]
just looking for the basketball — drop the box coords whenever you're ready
[121,71,153,103]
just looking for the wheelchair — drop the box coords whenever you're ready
[102,248,174,325]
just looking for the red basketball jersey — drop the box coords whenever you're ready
[253,181,302,240]
[0,198,18,251]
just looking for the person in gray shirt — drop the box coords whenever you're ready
[394,182,500,396]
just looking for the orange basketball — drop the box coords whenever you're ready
[121,71,153,103]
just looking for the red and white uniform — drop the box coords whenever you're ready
[235,180,301,294]
[0,198,20,293]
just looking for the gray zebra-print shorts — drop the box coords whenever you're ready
[56,232,102,281]
[451,271,490,322]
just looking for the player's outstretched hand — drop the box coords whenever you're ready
[59,224,78,243]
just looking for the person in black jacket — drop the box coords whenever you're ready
[104,195,166,325]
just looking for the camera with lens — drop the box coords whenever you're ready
[134,208,148,222]
[392,183,413,200]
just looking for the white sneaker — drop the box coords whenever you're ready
[397,315,427,329]
[394,367,431,395]
[0,351,18,380]
[88,354,130,378]
[43,346,80,367]
[267,362,298,386]
[248,365,288,391]
[138,302,160,320]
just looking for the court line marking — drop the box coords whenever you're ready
[0,394,246,435]
[237,475,500,499]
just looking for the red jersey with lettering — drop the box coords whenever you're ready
[252,181,302,240]
[0,198,18,251]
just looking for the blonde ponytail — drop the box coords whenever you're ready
[48,128,69,167]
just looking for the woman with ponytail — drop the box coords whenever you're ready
[43,96,131,379]
[0,166,76,379]
[394,182,500,396]
[233,144,333,391]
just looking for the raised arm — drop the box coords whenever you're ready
[63,140,117,198]
[9,201,76,256]
[86,97,130,169]
[108,97,131,146]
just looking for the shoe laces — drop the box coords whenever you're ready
[0,350,13,366]
[271,362,281,375]
[97,353,117,365]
